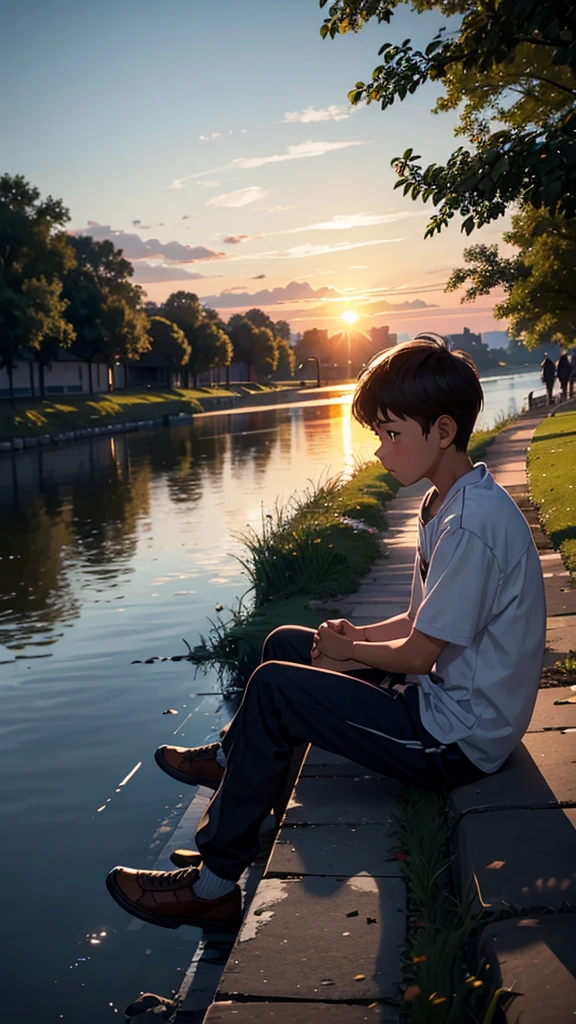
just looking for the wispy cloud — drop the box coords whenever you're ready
[232,140,367,170]
[253,204,298,213]
[196,180,220,188]
[282,105,353,123]
[289,211,427,232]
[199,132,221,140]
[206,187,270,208]
[235,237,404,260]
[169,140,368,188]
[223,234,251,245]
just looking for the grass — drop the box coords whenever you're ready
[0,383,298,440]
[395,788,520,1024]
[528,408,576,579]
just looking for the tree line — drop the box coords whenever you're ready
[0,174,295,398]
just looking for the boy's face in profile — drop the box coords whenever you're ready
[372,410,447,487]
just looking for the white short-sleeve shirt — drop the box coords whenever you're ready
[407,463,546,773]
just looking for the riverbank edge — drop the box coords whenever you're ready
[0,383,345,449]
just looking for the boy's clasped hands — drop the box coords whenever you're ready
[311,618,368,671]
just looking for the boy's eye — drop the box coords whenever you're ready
[387,430,399,441]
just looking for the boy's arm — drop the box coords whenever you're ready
[314,624,446,675]
[362,612,413,642]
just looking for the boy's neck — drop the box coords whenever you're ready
[428,449,474,505]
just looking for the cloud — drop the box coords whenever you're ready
[132,219,141,226]
[201,280,343,309]
[196,180,220,188]
[236,237,405,260]
[206,187,270,208]
[253,205,298,213]
[289,211,427,232]
[169,140,368,188]
[231,140,367,170]
[132,263,222,284]
[223,234,251,245]
[199,132,221,140]
[252,274,266,279]
[71,223,228,263]
[282,105,353,123]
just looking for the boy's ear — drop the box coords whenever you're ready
[436,414,457,448]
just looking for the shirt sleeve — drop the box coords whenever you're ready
[414,527,501,646]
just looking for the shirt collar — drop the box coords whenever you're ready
[421,462,488,527]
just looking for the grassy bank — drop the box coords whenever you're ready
[528,407,576,578]
[0,384,298,440]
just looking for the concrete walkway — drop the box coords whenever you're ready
[191,406,576,1023]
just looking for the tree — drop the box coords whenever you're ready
[189,307,233,387]
[274,319,292,342]
[319,0,576,235]
[0,174,75,399]
[66,235,150,391]
[273,337,296,379]
[160,293,233,387]
[445,208,576,348]
[148,316,191,375]
[227,313,280,379]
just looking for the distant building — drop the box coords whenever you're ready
[448,327,483,352]
[369,326,397,350]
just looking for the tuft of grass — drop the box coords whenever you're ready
[394,788,500,1024]
[528,408,576,579]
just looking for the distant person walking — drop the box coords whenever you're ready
[556,352,571,402]
[541,353,556,405]
[568,351,576,400]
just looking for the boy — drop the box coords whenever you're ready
[106,335,546,931]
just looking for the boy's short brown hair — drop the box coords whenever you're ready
[352,333,484,451]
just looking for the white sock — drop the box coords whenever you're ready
[193,864,236,900]
[215,746,227,767]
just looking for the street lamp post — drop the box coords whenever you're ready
[297,357,321,388]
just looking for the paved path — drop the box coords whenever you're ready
[183,405,576,1022]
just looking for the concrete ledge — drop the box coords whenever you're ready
[453,807,576,909]
[217,876,405,1004]
[449,732,576,817]
[266,824,402,879]
[284,777,400,827]
[471,915,576,1024]
[205,1001,397,1022]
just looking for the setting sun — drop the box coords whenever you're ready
[341,310,359,325]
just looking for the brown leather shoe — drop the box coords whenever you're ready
[170,849,202,868]
[154,742,225,790]
[106,865,242,931]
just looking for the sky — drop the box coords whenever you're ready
[1,0,511,338]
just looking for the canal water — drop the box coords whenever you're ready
[0,368,541,1022]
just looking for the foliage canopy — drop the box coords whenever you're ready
[319,0,576,234]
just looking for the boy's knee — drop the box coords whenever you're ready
[262,624,294,661]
